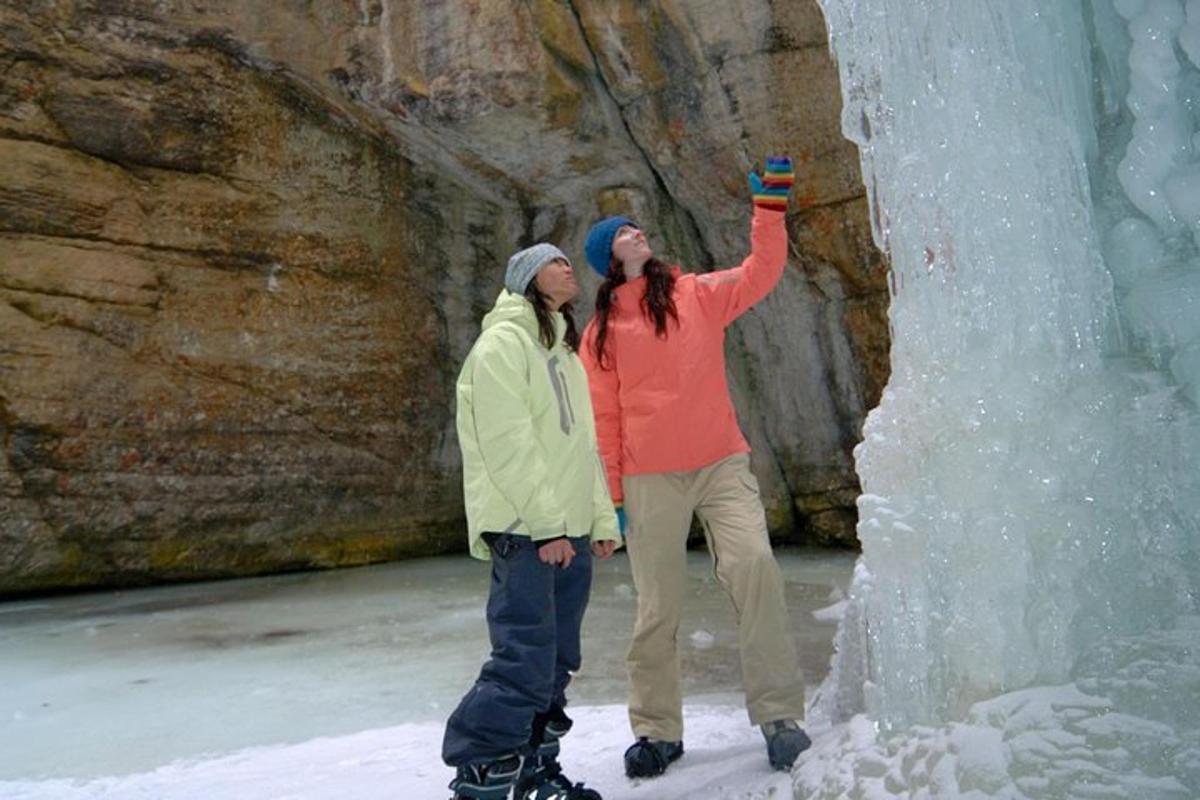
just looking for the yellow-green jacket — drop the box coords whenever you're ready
[456,290,621,560]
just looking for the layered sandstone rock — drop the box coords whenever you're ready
[0,0,886,593]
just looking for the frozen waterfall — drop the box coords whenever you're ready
[799,1,1200,797]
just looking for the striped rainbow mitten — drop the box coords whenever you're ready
[748,156,794,210]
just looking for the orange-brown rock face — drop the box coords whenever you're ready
[0,1,886,593]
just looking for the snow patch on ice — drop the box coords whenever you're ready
[0,705,802,800]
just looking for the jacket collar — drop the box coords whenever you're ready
[481,289,566,348]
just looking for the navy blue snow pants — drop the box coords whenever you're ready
[441,533,593,767]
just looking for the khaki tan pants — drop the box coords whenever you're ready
[622,453,805,741]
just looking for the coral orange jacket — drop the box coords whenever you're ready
[580,207,788,503]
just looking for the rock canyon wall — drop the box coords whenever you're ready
[0,1,886,593]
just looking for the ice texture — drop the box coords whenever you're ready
[807,0,1200,796]
[0,551,853,784]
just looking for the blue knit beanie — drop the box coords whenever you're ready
[584,216,636,276]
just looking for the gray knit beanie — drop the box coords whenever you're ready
[505,243,570,295]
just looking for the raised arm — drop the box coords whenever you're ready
[696,156,794,326]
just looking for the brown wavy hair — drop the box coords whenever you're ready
[524,281,579,352]
[590,256,677,370]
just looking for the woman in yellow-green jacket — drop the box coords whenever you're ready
[442,243,619,800]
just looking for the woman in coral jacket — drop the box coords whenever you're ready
[443,243,619,800]
[579,158,811,779]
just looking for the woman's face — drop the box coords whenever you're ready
[611,225,652,271]
[534,258,579,310]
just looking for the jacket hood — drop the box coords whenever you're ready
[482,289,566,347]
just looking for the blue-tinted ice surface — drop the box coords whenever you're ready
[0,549,850,781]
[801,1,1200,797]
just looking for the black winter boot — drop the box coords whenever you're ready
[515,708,601,800]
[623,737,683,778]
[449,753,523,800]
[760,720,812,771]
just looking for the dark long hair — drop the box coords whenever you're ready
[524,282,580,353]
[590,256,677,370]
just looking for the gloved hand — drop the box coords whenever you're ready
[749,156,794,211]
[615,504,627,539]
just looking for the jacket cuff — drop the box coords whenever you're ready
[752,205,788,220]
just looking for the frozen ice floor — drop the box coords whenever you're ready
[0,547,853,784]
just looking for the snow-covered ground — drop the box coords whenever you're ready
[0,548,854,798]
[1,705,806,800]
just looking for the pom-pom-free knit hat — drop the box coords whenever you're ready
[584,216,637,276]
[505,243,570,295]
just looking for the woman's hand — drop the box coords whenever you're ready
[538,537,576,567]
[749,156,794,210]
[592,540,616,560]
